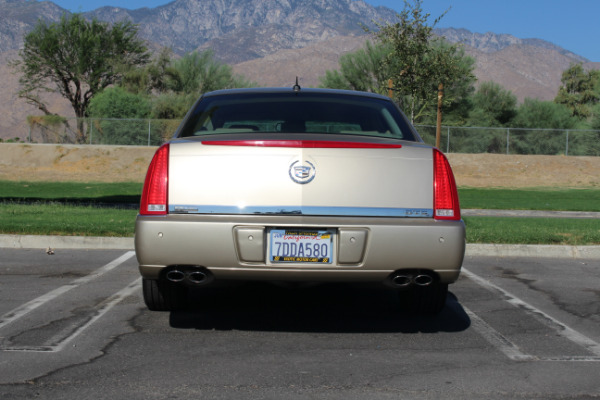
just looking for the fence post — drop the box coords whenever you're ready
[506,128,510,155]
[90,119,93,145]
[446,126,450,153]
[565,130,569,156]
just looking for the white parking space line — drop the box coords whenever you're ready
[463,306,536,361]
[2,278,142,353]
[463,267,600,362]
[0,251,135,331]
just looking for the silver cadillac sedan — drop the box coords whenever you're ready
[135,86,465,314]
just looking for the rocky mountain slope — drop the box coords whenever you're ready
[435,28,588,62]
[85,0,396,63]
[0,0,598,140]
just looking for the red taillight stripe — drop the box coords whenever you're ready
[140,143,169,215]
[433,148,461,221]
[201,140,402,149]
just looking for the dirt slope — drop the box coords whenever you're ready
[0,143,599,188]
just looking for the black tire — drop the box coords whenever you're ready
[398,282,448,315]
[142,278,188,311]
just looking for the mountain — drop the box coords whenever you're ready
[435,28,599,101]
[0,0,598,141]
[83,0,396,63]
[0,0,67,52]
[435,28,588,62]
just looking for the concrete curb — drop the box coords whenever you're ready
[465,243,600,260]
[0,234,134,250]
[1,234,599,260]
[462,209,600,219]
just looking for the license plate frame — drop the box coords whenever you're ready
[269,229,334,264]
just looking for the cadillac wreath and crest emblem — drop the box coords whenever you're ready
[289,160,316,184]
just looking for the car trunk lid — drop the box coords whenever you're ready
[167,138,435,218]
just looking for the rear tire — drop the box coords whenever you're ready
[398,282,448,315]
[143,278,188,311]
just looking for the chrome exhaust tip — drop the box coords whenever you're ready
[188,271,208,284]
[414,274,434,287]
[386,270,437,289]
[165,270,185,283]
[391,275,413,287]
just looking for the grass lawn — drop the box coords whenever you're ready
[0,181,142,204]
[458,187,600,212]
[0,203,136,237]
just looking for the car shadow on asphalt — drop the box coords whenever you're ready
[168,282,471,333]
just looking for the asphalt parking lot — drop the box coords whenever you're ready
[0,247,599,399]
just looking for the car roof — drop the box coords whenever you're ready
[202,87,392,101]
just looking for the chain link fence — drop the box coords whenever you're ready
[21,118,181,146]
[11,118,600,156]
[416,125,600,156]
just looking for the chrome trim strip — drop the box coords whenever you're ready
[169,205,433,218]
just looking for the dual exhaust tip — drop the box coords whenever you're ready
[165,266,214,286]
[388,271,435,288]
[166,267,435,289]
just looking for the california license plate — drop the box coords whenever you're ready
[269,229,334,263]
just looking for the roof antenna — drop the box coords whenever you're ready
[293,77,301,93]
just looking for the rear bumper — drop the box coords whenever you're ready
[135,214,465,284]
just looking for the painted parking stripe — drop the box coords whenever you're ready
[463,306,536,361]
[2,278,141,353]
[463,267,600,361]
[0,251,135,331]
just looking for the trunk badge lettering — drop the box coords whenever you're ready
[289,160,316,184]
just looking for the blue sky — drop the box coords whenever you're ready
[51,0,600,61]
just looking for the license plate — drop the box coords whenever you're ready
[270,229,334,263]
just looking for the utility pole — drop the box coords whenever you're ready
[436,83,443,149]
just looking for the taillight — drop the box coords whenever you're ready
[433,148,461,220]
[140,143,169,215]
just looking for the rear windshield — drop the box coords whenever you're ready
[177,92,417,141]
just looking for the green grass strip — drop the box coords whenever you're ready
[0,180,142,204]
[0,203,137,237]
[459,187,600,212]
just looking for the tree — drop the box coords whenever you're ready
[370,0,475,123]
[121,47,179,96]
[592,103,600,130]
[319,41,392,93]
[513,99,575,130]
[12,13,150,143]
[469,82,517,127]
[151,92,198,120]
[149,50,255,119]
[554,64,600,120]
[418,38,475,125]
[169,50,254,94]
[88,86,155,145]
[509,99,576,155]
[89,86,151,119]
